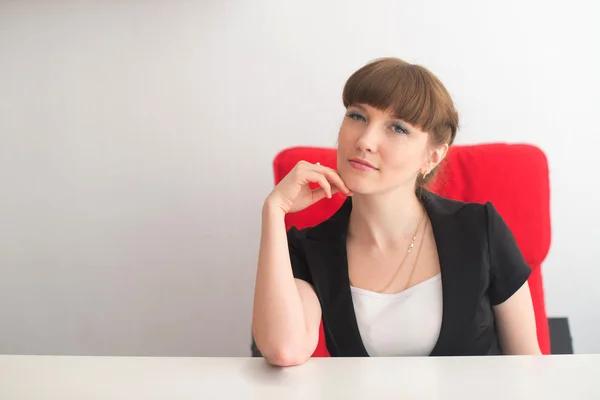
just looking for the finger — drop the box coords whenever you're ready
[310,165,351,194]
[301,165,352,196]
[311,186,340,201]
[310,187,328,203]
[316,176,332,199]
[305,171,332,198]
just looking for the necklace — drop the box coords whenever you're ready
[349,210,427,293]
[378,217,428,293]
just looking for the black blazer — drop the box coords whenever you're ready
[253,190,531,357]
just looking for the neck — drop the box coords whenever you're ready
[348,187,425,250]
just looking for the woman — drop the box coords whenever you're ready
[252,57,541,366]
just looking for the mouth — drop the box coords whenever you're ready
[348,158,379,171]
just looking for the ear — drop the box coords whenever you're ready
[432,144,449,165]
[423,144,449,172]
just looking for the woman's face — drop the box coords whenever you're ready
[336,103,443,195]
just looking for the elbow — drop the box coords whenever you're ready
[251,323,314,367]
[253,333,311,367]
[264,347,310,367]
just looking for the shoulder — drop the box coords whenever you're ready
[286,219,330,245]
[286,200,351,285]
[287,197,352,242]
[422,191,515,255]
[425,192,530,306]
[421,190,498,225]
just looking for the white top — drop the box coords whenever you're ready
[351,273,443,357]
[1,355,599,399]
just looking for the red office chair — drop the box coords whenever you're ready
[273,143,552,355]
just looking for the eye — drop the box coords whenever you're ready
[391,122,409,134]
[346,111,366,122]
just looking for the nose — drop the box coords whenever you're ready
[355,123,380,153]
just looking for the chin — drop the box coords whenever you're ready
[339,171,377,195]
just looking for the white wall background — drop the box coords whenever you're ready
[0,0,598,356]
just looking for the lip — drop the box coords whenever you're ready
[348,158,379,171]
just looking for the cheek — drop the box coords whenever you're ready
[381,142,425,173]
[337,125,355,149]
[337,127,351,168]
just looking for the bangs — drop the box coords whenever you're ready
[342,58,455,137]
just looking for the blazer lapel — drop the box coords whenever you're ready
[423,191,485,356]
[303,198,369,357]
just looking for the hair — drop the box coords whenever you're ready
[342,57,459,190]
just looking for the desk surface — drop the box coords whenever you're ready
[1,354,598,399]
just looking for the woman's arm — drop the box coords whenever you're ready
[493,281,542,355]
[251,201,322,366]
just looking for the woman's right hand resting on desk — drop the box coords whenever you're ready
[252,161,352,366]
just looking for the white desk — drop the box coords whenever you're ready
[1,354,598,399]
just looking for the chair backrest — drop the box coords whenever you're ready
[273,143,551,355]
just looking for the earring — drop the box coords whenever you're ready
[422,170,429,179]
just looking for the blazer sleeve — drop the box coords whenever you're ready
[287,226,313,284]
[485,202,532,305]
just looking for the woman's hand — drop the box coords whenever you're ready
[266,161,352,214]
